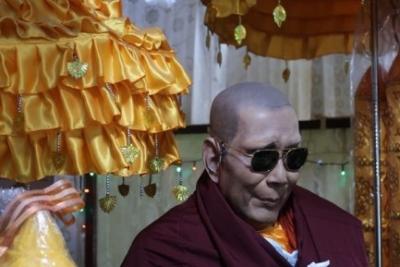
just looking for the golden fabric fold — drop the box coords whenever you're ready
[0,0,191,182]
[0,128,180,183]
[202,0,361,59]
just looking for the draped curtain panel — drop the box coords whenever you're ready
[123,0,353,125]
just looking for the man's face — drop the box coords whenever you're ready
[218,106,301,229]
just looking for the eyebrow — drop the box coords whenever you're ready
[247,142,300,152]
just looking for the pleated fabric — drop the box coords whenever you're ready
[0,0,191,182]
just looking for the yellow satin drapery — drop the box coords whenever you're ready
[202,0,361,59]
[0,0,191,182]
[354,56,400,266]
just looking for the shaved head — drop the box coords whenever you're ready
[209,82,291,142]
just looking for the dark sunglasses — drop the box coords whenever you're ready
[220,143,308,173]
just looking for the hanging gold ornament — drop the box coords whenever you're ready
[234,24,246,45]
[120,143,139,165]
[99,194,117,213]
[172,185,189,201]
[205,30,211,49]
[149,157,164,173]
[282,67,291,83]
[67,54,88,79]
[52,151,66,170]
[272,1,287,28]
[144,174,156,198]
[118,177,130,197]
[243,52,251,69]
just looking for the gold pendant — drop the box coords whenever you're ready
[118,177,130,197]
[234,24,247,45]
[149,157,164,173]
[13,113,24,133]
[67,58,89,79]
[120,143,139,165]
[172,185,189,201]
[243,53,251,69]
[273,4,287,28]
[282,67,291,83]
[99,194,117,213]
[52,151,66,170]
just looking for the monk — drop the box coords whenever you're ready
[122,82,368,267]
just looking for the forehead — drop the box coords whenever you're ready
[232,106,301,148]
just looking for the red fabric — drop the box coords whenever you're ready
[122,171,368,267]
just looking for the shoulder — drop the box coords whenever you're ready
[122,194,214,266]
[292,186,362,228]
[134,194,200,249]
[121,196,197,266]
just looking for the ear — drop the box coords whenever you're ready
[202,137,221,183]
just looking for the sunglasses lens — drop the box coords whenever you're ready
[251,150,280,172]
[285,148,308,171]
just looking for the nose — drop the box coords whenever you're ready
[266,158,287,186]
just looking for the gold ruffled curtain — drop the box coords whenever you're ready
[354,55,400,266]
[202,0,361,59]
[0,0,191,182]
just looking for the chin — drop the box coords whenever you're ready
[245,210,279,229]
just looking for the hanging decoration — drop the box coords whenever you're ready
[206,30,211,49]
[118,177,130,197]
[234,16,247,45]
[139,175,145,198]
[13,95,24,134]
[120,129,139,165]
[99,174,117,213]
[202,0,361,59]
[272,0,287,28]
[52,131,66,171]
[0,0,190,182]
[67,52,89,79]
[149,135,165,173]
[217,41,223,66]
[282,60,291,83]
[144,174,157,198]
[243,49,252,70]
[172,165,189,201]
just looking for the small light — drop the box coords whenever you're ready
[340,164,346,176]
[192,161,197,171]
[79,208,85,213]
[89,172,95,177]
[82,224,86,229]
[176,166,182,173]
[84,188,90,193]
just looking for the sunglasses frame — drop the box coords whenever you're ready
[219,142,308,173]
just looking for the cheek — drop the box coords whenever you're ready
[287,172,300,186]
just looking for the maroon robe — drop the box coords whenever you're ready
[122,172,368,267]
